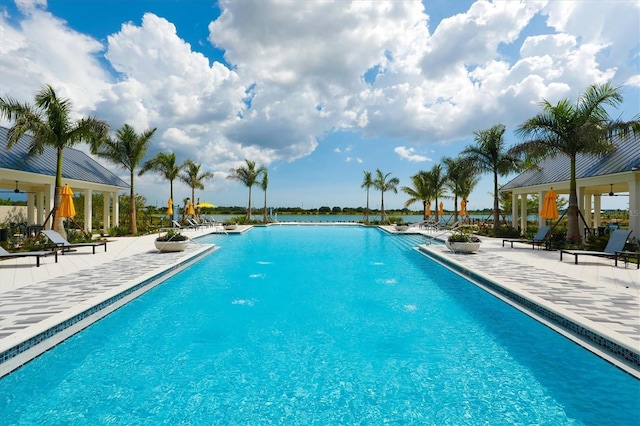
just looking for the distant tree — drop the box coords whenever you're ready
[332,206,342,213]
[510,82,640,243]
[226,159,267,221]
[179,160,214,219]
[0,84,108,237]
[361,170,374,223]
[426,164,449,223]
[260,169,269,222]
[94,124,156,234]
[373,169,399,223]
[139,152,183,208]
[461,124,521,236]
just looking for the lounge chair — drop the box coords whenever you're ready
[41,230,108,254]
[172,220,197,230]
[560,229,632,265]
[0,246,57,267]
[502,226,551,250]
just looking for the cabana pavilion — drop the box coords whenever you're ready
[0,126,129,234]
[500,133,640,239]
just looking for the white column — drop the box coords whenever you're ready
[84,189,93,233]
[538,190,545,228]
[520,193,527,232]
[36,191,44,225]
[593,195,602,229]
[45,184,54,229]
[511,192,518,228]
[103,192,110,234]
[112,192,120,227]
[629,174,640,239]
[27,192,35,225]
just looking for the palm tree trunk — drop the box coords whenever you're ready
[567,155,581,243]
[364,190,369,223]
[130,170,137,234]
[247,187,252,221]
[493,170,499,236]
[381,191,386,223]
[263,191,267,222]
[53,148,66,238]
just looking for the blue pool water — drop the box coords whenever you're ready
[1,227,638,424]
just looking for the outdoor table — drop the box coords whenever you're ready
[614,251,640,269]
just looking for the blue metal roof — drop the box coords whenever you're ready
[501,133,640,190]
[0,126,129,188]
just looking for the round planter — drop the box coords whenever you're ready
[154,240,189,252]
[223,224,238,231]
[394,224,409,232]
[445,240,481,254]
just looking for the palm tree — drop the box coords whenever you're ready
[401,171,432,220]
[226,159,267,221]
[457,167,480,220]
[94,124,156,234]
[461,124,521,236]
[373,169,399,224]
[511,82,640,243]
[179,160,214,219]
[0,84,108,237]
[260,169,269,222]
[443,157,466,222]
[139,152,182,211]
[361,171,373,223]
[426,164,449,224]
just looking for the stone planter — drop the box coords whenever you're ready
[223,224,238,231]
[154,239,189,252]
[394,224,409,232]
[445,240,481,254]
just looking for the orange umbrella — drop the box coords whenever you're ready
[187,200,195,215]
[167,198,173,216]
[426,201,431,217]
[438,201,444,216]
[58,185,75,218]
[540,188,559,220]
[460,200,467,216]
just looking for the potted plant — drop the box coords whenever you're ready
[223,220,238,231]
[154,229,190,252]
[394,222,409,232]
[445,229,482,253]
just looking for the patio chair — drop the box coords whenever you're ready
[502,225,551,250]
[560,229,632,265]
[0,246,57,267]
[41,230,108,255]
[173,219,197,230]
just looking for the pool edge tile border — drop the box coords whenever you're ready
[0,245,218,378]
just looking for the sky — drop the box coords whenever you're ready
[0,0,638,211]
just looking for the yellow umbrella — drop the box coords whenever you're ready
[167,198,173,216]
[439,201,444,216]
[196,202,215,208]
[426,201,431,217]
[460,200,467,216]
[58,185,75,218]
[187,200,195,215]
[540,188,559,220]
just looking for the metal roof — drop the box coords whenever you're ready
[501,133,640,191]
[0,126,129,188]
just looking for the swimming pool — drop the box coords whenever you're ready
[1,226,638,424]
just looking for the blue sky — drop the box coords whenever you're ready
[1,0,638,211]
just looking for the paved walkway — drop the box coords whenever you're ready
[0,224,638,378]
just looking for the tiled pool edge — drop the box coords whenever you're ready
[416,245,640,379]
[0,245,217,377]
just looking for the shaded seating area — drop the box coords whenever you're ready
[0,246,57,267]
[502,225,551,250]
[560,229,633,265]
[41,230,107,254]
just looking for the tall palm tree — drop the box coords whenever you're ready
[401,171,432,220]
[361,171,373,223]
[226,159,267,221]
[94,124,156,234]
[261,169,269,223]
[511,82,640,243]
[179,160,214,219]
[457,166,480,220]
[139,152,182,210]
[0,84,108,237]
[373,169,399,224]
[461,124,521,236]
[443,157,466,222]
[426,164,449,223]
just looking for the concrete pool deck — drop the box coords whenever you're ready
[0,224,638,378]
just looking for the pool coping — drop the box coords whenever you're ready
[0,244,218,377]
[415,243,640,379]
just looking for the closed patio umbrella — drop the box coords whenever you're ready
[187,200,195,215]
[58,185,75,218]
[540,188,559,220]
[426,201,431,217]
[167,198,173,216]
[460,200,467,217]
[438,201,444,216]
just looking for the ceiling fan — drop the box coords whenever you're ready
[607,184,629,197]
[0,181,36,195]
